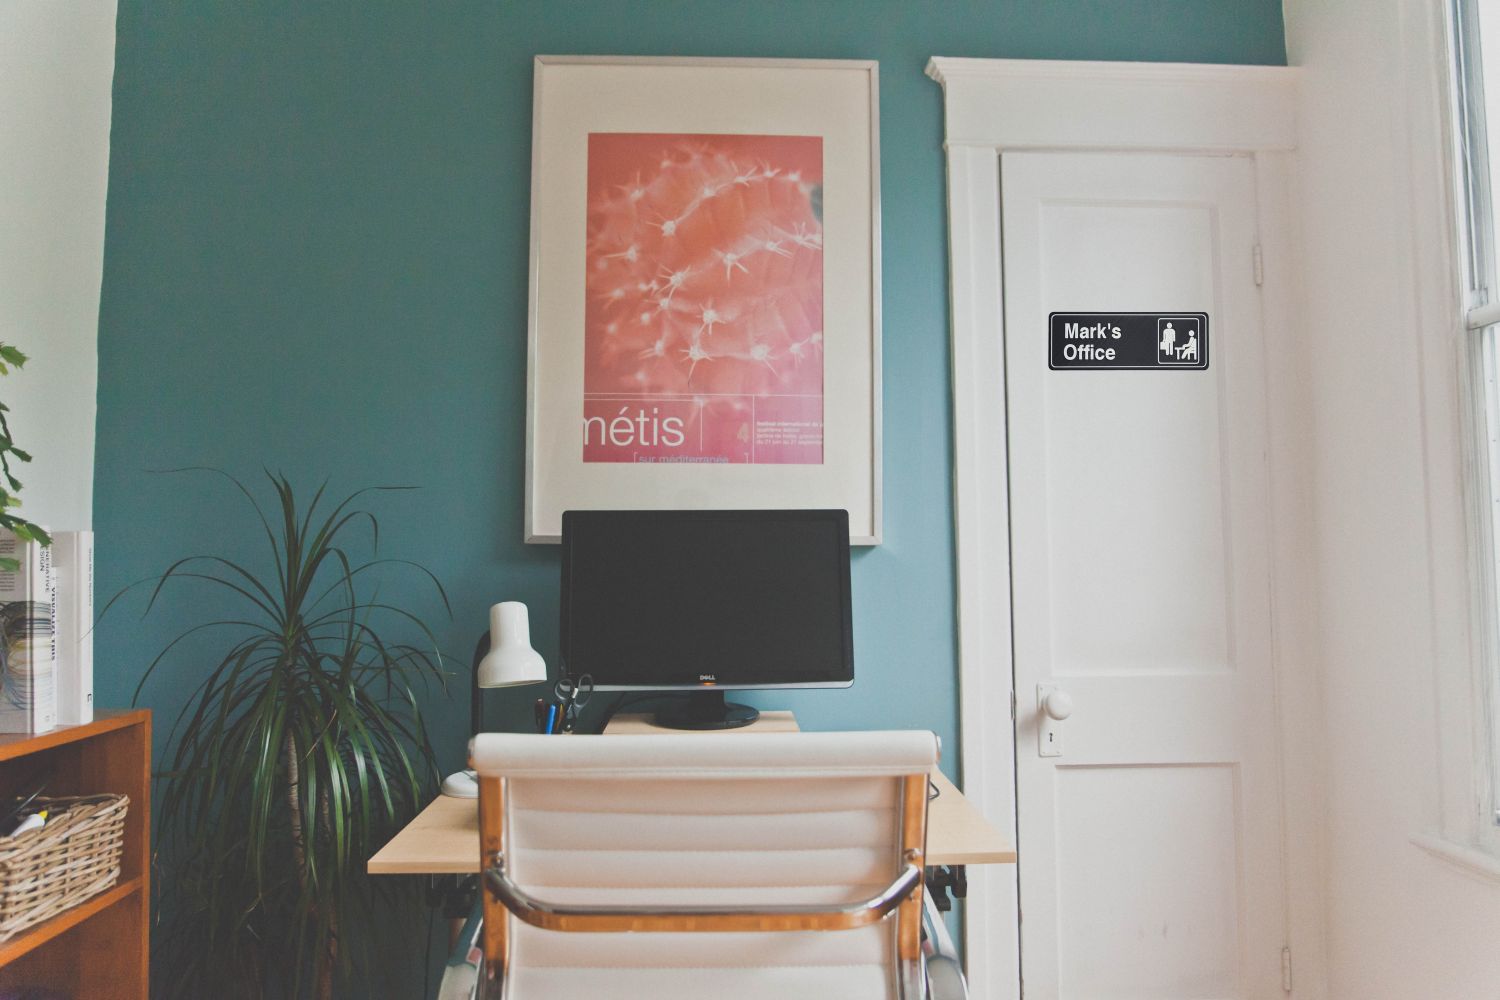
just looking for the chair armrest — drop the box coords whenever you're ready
[483,851,922,934]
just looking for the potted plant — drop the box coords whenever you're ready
[0,343,50,568]
[122,471,448,998]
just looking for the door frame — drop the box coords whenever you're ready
[925,57,1326,999]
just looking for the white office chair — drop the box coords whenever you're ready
[445,730,964,1000]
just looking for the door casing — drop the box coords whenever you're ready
[926,57,1326,1000]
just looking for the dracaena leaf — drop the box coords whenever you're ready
[114,469,449,997]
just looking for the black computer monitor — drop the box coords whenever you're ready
[560,509,854,729]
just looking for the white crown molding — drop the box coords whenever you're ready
[925,56,1301,152]
[925,55,1294,85]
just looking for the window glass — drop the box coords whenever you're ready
[1480,0,1500,285]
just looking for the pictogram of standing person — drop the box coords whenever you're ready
[1160,322,1177,358]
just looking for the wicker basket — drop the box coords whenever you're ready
[0,794,128,941]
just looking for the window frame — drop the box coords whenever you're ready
[1472,328,1500,852]
[1448,0,1500,857]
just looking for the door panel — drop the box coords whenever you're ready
[1002,151,1285,999]
[1055,764,1240,998]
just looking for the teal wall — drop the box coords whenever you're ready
[94,0,1282,986]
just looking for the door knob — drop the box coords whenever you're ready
[1042,689,1074,721]
[1037,685,1072,758]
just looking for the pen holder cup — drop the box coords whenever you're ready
[0,794,128,941]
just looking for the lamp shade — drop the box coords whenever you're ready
[476,601,547,688]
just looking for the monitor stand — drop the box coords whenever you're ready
[654,690,760,731]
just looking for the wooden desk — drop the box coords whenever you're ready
[368,712,1014,874]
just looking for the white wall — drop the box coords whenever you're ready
[0,1,116,532]
[1285,0,1500,996]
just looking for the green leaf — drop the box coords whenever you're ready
[109,469,449,997]
[0,346,28,367]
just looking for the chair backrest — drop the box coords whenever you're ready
[470,731,939,1000]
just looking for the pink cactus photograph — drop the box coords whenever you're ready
[582,132,824,464]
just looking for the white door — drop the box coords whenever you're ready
[1002,151,1287,999]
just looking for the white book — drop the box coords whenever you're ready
[54,531,94,725]
[0,530,55,733]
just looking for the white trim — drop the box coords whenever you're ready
[927,55,1295,84]
[926,57,1300,153]
[1465,289,1500,859]
[1418,0,1500,862]
[1471,323,1500,857]
[866,60,884,546]
[928,56,1315,1000]
[1465,300,1500,328]
[942,143,1018,996]
[1411,833,1500,883]
[1255,148,1333,1000]
[524,56,883,544]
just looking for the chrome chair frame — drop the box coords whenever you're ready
[471,771,949,1000]
[484,850,924,934]
[447,895,959,1000]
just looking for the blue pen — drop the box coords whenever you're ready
[544,704,558,735]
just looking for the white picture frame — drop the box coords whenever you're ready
[524,55,882,544]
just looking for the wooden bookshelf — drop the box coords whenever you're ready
[0,710,150,1000]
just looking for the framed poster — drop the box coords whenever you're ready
[525,56,882,543]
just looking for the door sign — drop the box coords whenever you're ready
[1048,312,1209,370]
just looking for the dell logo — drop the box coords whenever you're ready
[698,674,716,682]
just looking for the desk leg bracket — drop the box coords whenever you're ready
[428,874,479,920]
[926,865,967,912]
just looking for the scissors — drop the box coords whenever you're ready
[554,673,594,733]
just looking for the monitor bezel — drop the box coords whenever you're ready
[559,508,855,692]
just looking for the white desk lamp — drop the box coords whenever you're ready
[441,602,547,798]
